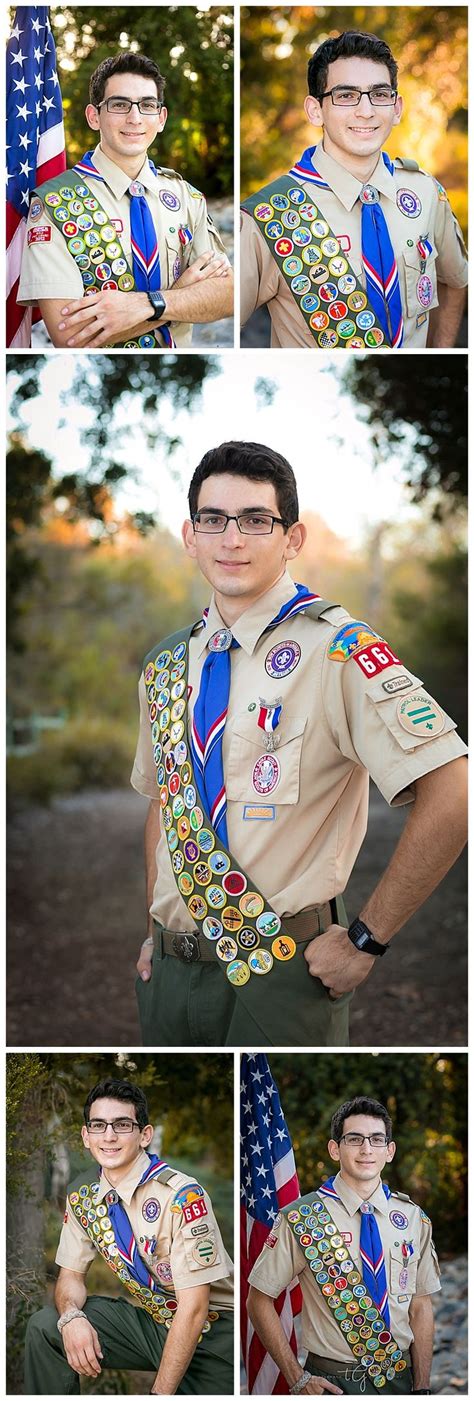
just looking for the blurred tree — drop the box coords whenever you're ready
[342,357,467,515]
[49,5,233,196]
[240,6,467,233]
[268,1052,467,1254]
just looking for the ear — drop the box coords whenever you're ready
[304,94,324,129]
[85,103,101,133]
[139,1124,154,1149]
[81,1124,90,1151]
[157,106,168,134]
[182,518,197,558]
[386,1140,396,1163]
[392,94,403,129]
[327,1137,341,1164]
[284,521,307,561]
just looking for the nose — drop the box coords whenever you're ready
[357,92,374,117]
[126,103,142,123]
[103,1123,118,1139]
[223,518,243,545]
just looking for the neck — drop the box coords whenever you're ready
[214,567,287,626]
[98,141,147,181]
[339,1167,382,1197]
[322,135,380,182]
[101,1154,142,1188]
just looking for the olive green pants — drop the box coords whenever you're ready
[136,922,352,1048]
[24,1296,234,1395]
[306,1349,413,1394]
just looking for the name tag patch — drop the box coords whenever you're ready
[28,226,51,243]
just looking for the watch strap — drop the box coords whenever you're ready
[347,918,388,956]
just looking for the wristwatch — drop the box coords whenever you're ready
[347,918,388,957]
[146,289,167,320]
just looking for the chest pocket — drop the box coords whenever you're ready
[226,711,307,805]
[402,242,439,319]
[389,1244,420,1295]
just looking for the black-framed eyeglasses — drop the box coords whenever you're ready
[96,97,162,115]
[338,1132,390,1147]
[193,511,288,535]
[320,85,398,107]
[86,1118,141,1134]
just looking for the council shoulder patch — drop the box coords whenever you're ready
[327,620,381,662]
[171,1181,204,1214]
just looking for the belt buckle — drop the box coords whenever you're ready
[172,932,200,963]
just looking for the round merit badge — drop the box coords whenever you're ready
[265,640,301,678]
[389,1209,409,1229]
[226,959,250,985]
[397,692,445,738]
[252,753,280,795]
[142,1198,161,1222]
[248,948,273,974]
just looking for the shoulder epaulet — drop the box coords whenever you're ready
[391,1189,412,1203]
[394,157,420,172]
[154,166,204,198]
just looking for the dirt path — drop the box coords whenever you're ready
[7,787,466,1047]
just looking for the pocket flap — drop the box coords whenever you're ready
[231,709,307,749]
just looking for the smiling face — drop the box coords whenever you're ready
[182,472,306,619]
[305,56,402,168]
[85,72,167,168]
[328,1113,396,1195]
[81,1096,153,1182]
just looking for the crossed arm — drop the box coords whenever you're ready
[54,1267,211,1393]
[39,251,234,348]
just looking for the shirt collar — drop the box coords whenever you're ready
[313,140,397,211]
[195,570,301,659]
[333,1170,390,1218]
[92,144,160,199]
[93,1148,152,1205]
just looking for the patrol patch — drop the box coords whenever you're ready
[397,692,445,738]
[265,640,301,677]
[327,621,380,661]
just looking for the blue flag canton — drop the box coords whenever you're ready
[240,1053,291,1226]
[6,7,63,217]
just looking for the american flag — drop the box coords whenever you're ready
[6,6,66,346]
[241,1053,302,1394]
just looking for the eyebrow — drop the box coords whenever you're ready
[196,504,275,513]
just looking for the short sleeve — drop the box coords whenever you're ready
[433,183,468,288]
[55,1196,96,1273]
[17,196,84,305]
[188,191,227,258]
[169,1185,230,1290]
[414,1212,442,1296]
[247,1215,304,1297]
[240,211,279,325]
[130,672,159,799]
[321,623,467,805]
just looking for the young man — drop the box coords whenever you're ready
[18,52,233,349]
[247,1096,439,1395]
[131,441,467,1049]
[240,30,467,349]
[25,1078,234,1395]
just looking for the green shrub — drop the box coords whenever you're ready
[8,718,135,804]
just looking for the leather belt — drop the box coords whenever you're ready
[155,902,334,963]
[306,1349,412,1375]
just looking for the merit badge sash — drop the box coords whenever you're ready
[33,169,166,350]
[241,175,390,349]
[143,602,334,1012]
[68,1163,217,1338]
[283,1191,407,1388]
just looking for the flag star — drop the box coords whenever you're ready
[11,48,26,67]
[261,1184,272,1199]
[267,1206,278,1222]
[34,72,42,90]
[275,1127,287,1142]
[245,1173,251,1187]
[262,1112,270,1127]
[240,1184,246,1198]
[250,1142,263,1157]
[19,159,33,178]
[48,69,59,87]
[16,103,31,121]
[251,1068,264,1084]
[256,1164,268,1178]
[257,1091,267,1105]
[10,22,23,41]
[240,1081,245,1094]
[242,1099,252,1115]
[31,15,43,33]
[247,1120,258,1136]
[34,46,42,62]
[5,167,13,186]
[35,102,41,117]
[247,1194,256,1210]
[20,189,29,206]
[246,1053,257,1061]
[43,95,55,112]
[242,1154,249,1168]
[13,76,28,93]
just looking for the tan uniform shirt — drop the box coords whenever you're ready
[56,1148,233,1310]
[241,142,468,348]
[248,1172,440,1358]
[131,570,466,931]
[17,144,226,347]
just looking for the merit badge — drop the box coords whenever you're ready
[223,870,247,896]
[239,890,264,918]
[252,753,280,795]
[254,203,272,221]
[288,186,305,204]
[209,850,230,874]
[389,1209,409,1229]
[222,906,243,932]
[143,1198,161,1222]
[416,274,434,307]
[271,193,290,210]
[215,934,238,961]
[396,188,422,218]
[397,692,445,737]
[160,189,180,210]
[203,916,223,940]
[226,959,251,985]
[256,910,281,937]
[283,255,303,276]
[266,220,284,239]
[271,934,296,961]
[248,948,273,974]
[238,926,259,950]
[265,641,301,678]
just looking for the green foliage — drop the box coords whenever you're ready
[240,6,468,234]
[268,1053,467,1254]
[50,6,233,196]
[7,717,135,803]
[7,1055,50,1194]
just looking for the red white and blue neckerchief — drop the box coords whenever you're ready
[288,145,404,348]
[102,1153,169,1293]
[190,583,320,846]
[74,150,173,347]
[320,1174,391,1327]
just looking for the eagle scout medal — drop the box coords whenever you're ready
[257,697,283,750]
